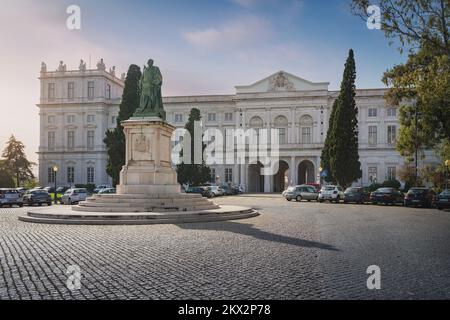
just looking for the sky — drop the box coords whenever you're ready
[0,0,408,166]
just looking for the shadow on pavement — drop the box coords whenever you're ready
[176,220,339,251]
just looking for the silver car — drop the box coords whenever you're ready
[60,188,89,205]
[0,189,23,207]
[282,185,319,202]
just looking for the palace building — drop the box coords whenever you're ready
[38,63,438,191]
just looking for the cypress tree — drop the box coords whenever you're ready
[329,49,361,188]
[320,100,338,183]
[176,108,211,186]
[104,64,142,185]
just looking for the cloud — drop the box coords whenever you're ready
[183,15,272,51]
[231,0,259,7]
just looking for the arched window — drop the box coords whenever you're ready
[274,115,288,144]
[299,115,313,144]
[249,116,264,144]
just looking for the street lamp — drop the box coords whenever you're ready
[445,160,450,190]
[52,166,58,204]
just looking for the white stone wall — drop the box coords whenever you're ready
[38,65,124,187]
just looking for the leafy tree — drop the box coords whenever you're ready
[176,108,211,186]
[0,161,15,188]
[321,100,338,183]
[351,0,450,161]
[104,64,142,185]
[1,135,35,187]
[328,49,362,188]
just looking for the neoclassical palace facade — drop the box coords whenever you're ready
[38,63,438,191]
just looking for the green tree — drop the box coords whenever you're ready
[1,135,35,187]
[320,100,338,183]
[351,0,450,161]
[0,160,15,188]
[176,108,211,186]
[104,64,142,185]
[328,49,362,188]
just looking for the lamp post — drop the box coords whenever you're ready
[52,166,58,204]
[445,160,450,190]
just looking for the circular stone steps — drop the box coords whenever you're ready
[74,193,219,212]
[19,205,259,225]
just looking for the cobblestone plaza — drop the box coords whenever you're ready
[1,195,449,300]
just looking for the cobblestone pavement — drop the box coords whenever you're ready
[0,197,449,300]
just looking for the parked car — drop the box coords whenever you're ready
[44,186,55,194]
[22,189,52,206]
[283,185,319,202]
[404,187,434,208]
[221,185,235,196]
[305,183,321,193]
[15,187,28,197]
[435,189,450,210]
[93,185,111,194]
[318,185,345,203]
[98,188,116,194]
[344,187,370,204]
[60,188,89,205]
[370,187,404,205]
[185,186,206,194]
[56,186,70,194]
[0,189,23,207]
[205,186,224,198]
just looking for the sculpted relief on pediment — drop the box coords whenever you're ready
[268,72,295,92]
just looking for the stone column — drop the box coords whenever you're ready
[264,174,271,193]
[290,156,296,186]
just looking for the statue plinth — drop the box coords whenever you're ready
[117,117,180,194]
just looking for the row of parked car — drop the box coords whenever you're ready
[184,185,244,198]
[282,184,450,210]
[0,185,118,208]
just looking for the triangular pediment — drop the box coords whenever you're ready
[235,71,329,94]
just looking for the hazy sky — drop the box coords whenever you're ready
[0,0,407,165]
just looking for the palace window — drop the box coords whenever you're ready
[68,82,75,100]
[387,125,397,145]
[106,83,111,99]
[48,115,55,124]
[87,114,95,123]
[387,107,396,117]
[274,115,288,145]
[368,108,378,117]
[225,168,233,183]
[207,113,216,122]
[368,126,377,146]
[278,128,286,144]
[88,81,94,99]
[87,130,95,150]
[299,115,313,144]
[48,167,55,183]
[387,166,396,181]
[67,131,75,149]
[111,116,116,125]
[225,113,233,121]
[67,167,75,184]
[87,167,95,184]
[48,131,55,150]
[368,167,377,183]
[67,115,75,124]
[174,114,183,123]
[48,83,55,100]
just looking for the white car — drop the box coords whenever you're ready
[318,185,345,203]
[60,188,89,205]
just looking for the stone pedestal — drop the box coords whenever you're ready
[117,117,180,194]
